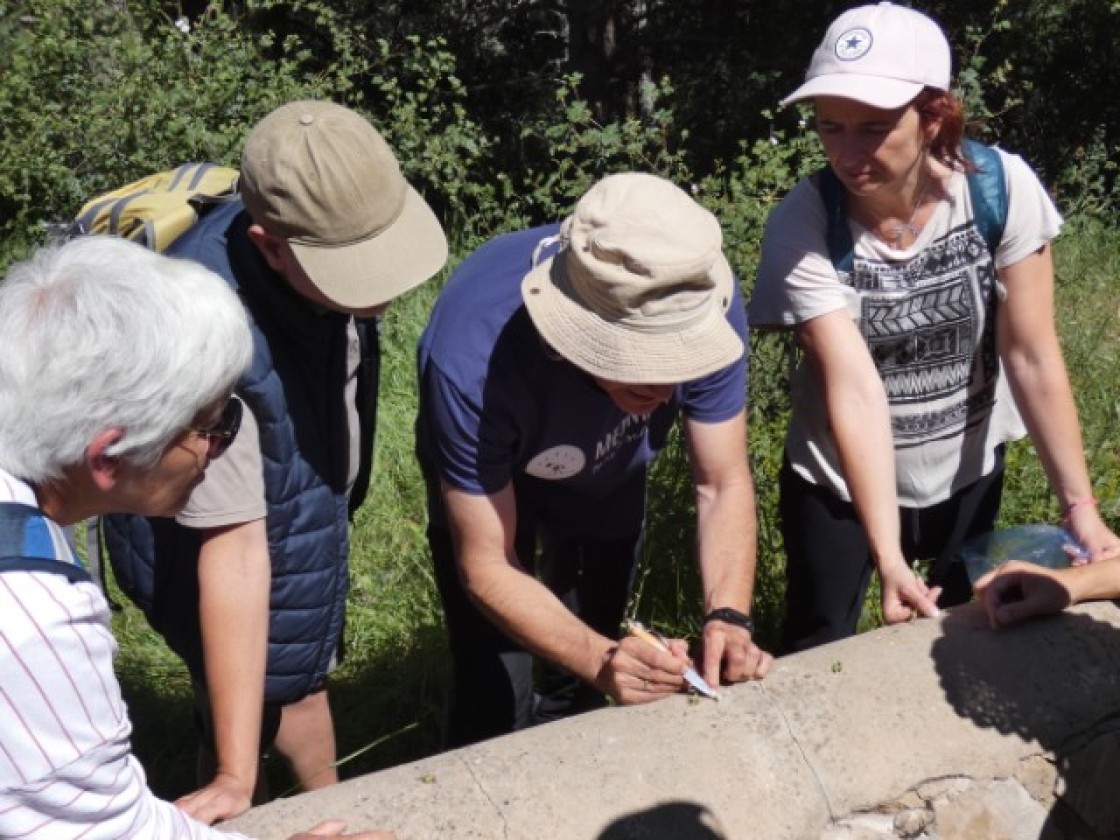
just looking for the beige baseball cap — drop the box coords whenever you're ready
[521,172,744,385]
[240,100,448,309]
[781,2,951,110]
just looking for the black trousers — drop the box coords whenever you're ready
[779,449,1005,654]
[429,522,642,748]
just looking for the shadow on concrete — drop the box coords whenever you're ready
[596,800,725,839]
[931,603,1120,839]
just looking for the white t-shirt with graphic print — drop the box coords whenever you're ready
[749,148,1062,507]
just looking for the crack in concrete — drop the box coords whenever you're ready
[456,753,513,838]
[761,681,837,821]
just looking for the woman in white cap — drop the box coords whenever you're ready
[749,2,1119,652]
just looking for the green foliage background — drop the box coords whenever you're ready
[3,0,1118,801]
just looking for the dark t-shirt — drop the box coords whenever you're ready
[417,223,749,540]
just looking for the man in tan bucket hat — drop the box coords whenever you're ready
[103,100,448,822]
[417,172,772,747]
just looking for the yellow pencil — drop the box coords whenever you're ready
[623,619,719,700]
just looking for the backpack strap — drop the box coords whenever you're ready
[818,166,855,276]
[0,557,92,583]
[818,139,1009,274]
[961,138,1007,257]
[0,502,92,584]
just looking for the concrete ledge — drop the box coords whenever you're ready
[228,600,1120,839]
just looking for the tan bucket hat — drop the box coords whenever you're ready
[521,172,743,384]
[240,100,448,309]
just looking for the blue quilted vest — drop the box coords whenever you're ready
[104,201,380,705]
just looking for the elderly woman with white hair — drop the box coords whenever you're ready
[0,236,389,839]
[749,2,1119,653]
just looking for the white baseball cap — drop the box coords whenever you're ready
[781,2,951,110]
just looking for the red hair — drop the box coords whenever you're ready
[914,88,973,171]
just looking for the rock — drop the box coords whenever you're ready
[892,808,931,836]
[822,812,897,839]
[917,777,971,803]
[1014,754,1057,807]
[933,779,1046,840]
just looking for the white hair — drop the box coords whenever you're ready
[0,236,253,482]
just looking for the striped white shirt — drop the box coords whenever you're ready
[0,469,252,839]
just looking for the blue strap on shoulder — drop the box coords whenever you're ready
[961,138,1007,257]
[819,138,1007,273]
[819,165,855,276]
[0,502,92,584]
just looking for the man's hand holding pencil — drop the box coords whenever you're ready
[592,620,725,705]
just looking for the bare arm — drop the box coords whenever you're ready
[975,558,1120,629]
[997,244,1120,561]
[175,518,270,824]
[684,410,772,685]
[442,480,688,704]
[796,311,941,623]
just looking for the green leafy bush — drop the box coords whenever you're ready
[0,0,493,265]
[1,1,307,256]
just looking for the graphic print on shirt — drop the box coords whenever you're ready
[522,412,650,482]
[852,223,1000,445]
[591,412,650,476]
[525,445,586,479]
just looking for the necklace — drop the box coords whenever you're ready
[886,206,924,247]
[868,170,930,249]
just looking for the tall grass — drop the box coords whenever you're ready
[112,217,1120,800]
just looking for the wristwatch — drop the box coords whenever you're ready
[704,607,755,635]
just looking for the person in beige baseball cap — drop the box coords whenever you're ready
[417,171,772,748]
[240,99,447,312]
[749,3,1119,655]
[102,100,448,824]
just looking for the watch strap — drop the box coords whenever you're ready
[703,607,754,634]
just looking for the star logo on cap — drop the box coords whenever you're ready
[834,27,873,61]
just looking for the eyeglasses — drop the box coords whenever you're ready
[189,396,243,459]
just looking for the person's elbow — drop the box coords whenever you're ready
[456,551,511,611]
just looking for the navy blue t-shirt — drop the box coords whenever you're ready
[417,223,749,540]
